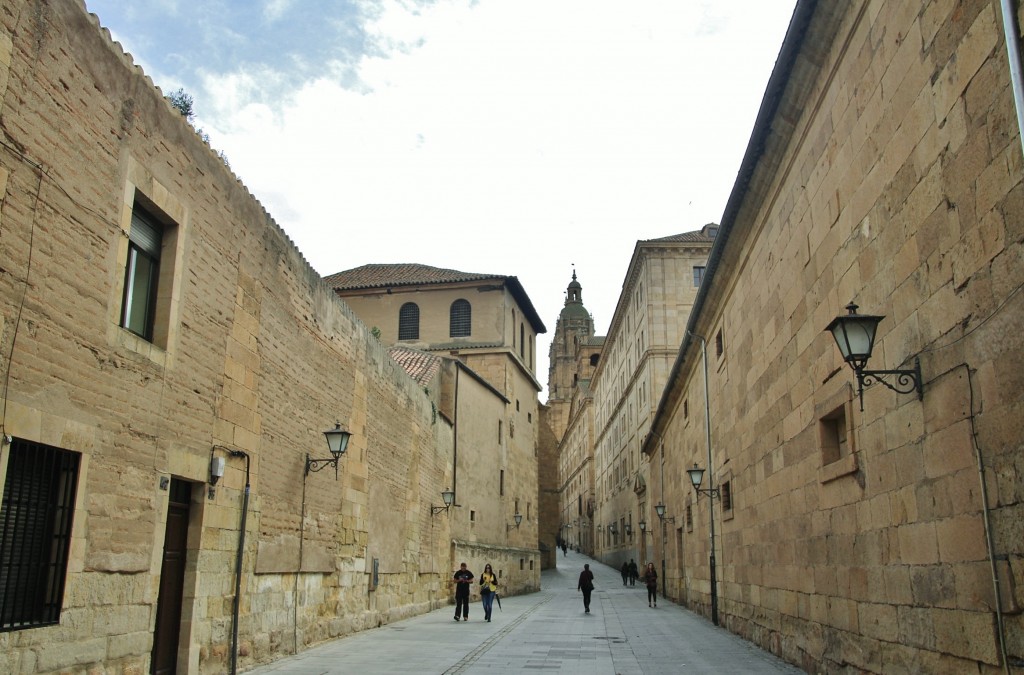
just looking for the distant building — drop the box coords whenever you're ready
[543,229,715,565]
[326,264,546,583]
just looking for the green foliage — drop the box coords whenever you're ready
[165,87,230,169]
[166,88,195,122]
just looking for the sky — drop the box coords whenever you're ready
[85,0,797,398]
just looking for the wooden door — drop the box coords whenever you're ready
[151,479,191,675]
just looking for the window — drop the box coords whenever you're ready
[470,510,476,522]
[497,421,503,444]
[721,480,732,512]
[715,329,724,358]
[693,266,706,287]
[820,406,849,465]
[398,303,419,340]
[500,470,505,496]
[685,501,693,532]
[449,299,471,337]
[121,206,163,341]
[683,399,689,419]
[0,438,80,631]
[519,324,525,358]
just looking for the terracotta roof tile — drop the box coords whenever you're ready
[387,346,443,386]
[325,263,547,333]
[323,263,495,290]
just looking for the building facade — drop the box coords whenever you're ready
[588,230,715,570]
[326,264,546,586]
[644,1,1024,672]
[0,3,520,673]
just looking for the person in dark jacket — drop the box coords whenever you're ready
[628,559,639,586]
[643,562,658,607]
[620,561,629,585]
[578,564,595,613]
[453,562,474,621]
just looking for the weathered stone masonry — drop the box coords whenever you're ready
[0,1,454,673]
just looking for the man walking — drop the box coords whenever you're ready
[577,563,595,614]
[453,562,474,621]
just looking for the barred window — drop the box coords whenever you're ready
[1,439,80,631]
[398,302,419,340]
[449,299,471,337]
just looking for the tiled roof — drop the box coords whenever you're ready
[581,336,606,346]
[643,225,717,244]
[387,346,443,386]
[323,263,495,290]
[325,263,547,334]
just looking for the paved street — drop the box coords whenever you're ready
[247,548,800,674]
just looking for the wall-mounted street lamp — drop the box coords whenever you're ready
[654,502,675,523]
[687,464,720,499]
[507,512,523,531]
[305,423,352,480]
[609,523,618,535]
[685,464,719,626]
[430,488,456,515]
[825,303,924,411]
[624,523,632,537]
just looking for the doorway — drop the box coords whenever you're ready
[151,478,192,674]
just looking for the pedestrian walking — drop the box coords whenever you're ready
[578,563,595,613]
[620,561,629,586]
[453,562,474,621]
[643,562,658,607]
[479,563,498,622]
[628,559,638,586]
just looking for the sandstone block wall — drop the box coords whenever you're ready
[652,1,1024,672]
[0,1,455,672]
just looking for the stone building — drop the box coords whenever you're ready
[326,264,545,586]
[590,229,715,572]
[643,1,1024,672]
[544,272,599,555]
[0,3,519,674]
[545,231,714,567]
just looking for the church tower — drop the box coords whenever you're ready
[546,270,595,405]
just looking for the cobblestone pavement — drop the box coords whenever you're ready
[247,548,801,674]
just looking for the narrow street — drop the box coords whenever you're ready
[248,548,800,674]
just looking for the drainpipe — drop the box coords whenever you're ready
[999,0,1024,158]
[695,333,719,626]
[229,450,250,675]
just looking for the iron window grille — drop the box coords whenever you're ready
[398,302,420,340]
[449,299,471,337]
[0,438,80,631]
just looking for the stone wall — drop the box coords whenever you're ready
[0,1,454,672]
[648,1,1024,672]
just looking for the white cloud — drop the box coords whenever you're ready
[192,0,795,395]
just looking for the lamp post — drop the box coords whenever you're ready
[305,423,351,480]
[687,464,719,625]
[654,503,674,600]
[825,303,923,411]
[430,488,456,515]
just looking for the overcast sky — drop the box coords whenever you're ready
[85,0,796,398]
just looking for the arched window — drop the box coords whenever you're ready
[520,323,525,358]
[449,299,471,337]
[398,302,419,340]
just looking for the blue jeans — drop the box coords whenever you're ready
[481,590,495,620]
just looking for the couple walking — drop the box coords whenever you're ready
[578,561,658,614]
[453,562,500,622]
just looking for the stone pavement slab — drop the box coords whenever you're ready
[247,549,800,674]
